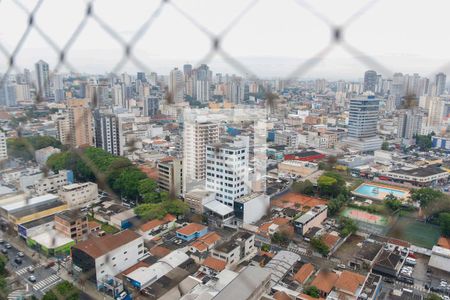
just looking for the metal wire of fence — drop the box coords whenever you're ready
[1,0,450,298]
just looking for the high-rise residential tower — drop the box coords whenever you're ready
[363,70,377,93]
[35,60,50,100]
[93,109,120,156]
[169,68,184,103]
[435,72,447,96]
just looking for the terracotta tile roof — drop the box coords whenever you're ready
[176,223,207,236]
[273,291,294,300]
[438,236,450,250]
[387,237,410,248]
[310,270,339,294]
[334,270,366,295]
[258,217,290,234]
[138,165,159,180]
[121,261,151,276]
[73,230,141,259]
[297,294,325,300]
[139,214,175,232]
[159,156,176,163]
[191,232,221,252]
[88,220,101,230]
[294,263,315,284]
[322,233,340,249]
[272,193,327,209]
[149,246,171,258]
[203,256,227,272]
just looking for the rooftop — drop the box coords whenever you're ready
[55,209,87,222]
[334,270,366,295]
[139,214,175,232]
[190,232,221,252]
[437,236,450,250]
[212,266,271,300]
[73,229,141,258]
[176,223,207,236]
[10,199,66,218]
[310,270,339,293]
[388,164,447,177]
[294,263,315,284]
[264,250,301,287]
[374,249,402,270]
[294,205,327,225]
[18,214,55,229]
[215,240,239,254]
[31,229,74,249]
[203,256,227,272]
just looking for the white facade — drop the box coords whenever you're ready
[234,193,270,224]
[94,235,145,287]
[35,146,60,166]
[205,137,249,207]
[35,170,71,195]
[0,131,6,160]
[59,182,98,208]
[183,121,219,191]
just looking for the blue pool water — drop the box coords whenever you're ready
[354,184,406,199]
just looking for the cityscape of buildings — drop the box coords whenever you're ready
[1,60,450,300]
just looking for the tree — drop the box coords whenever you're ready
[439,213,450,237]
[292,180,314,196]
[112,167,147,200]
[427,293,443,300]
[134,203,167,220]
[162,199,189,216]
[318,175,338,197]
[384,194,402,211]
[303,285,320,298]
[381,141,390,151]
[311,237,329,256]
[42,290,58,300]
[411,188,443,208]
[415,134,432,151]
[0,255,6,275]
[271,232,289,246]
[340,217,358,236]
[7,136,62,160]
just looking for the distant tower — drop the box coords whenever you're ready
[35,60,50,100]
[169,68,184,103]
[363,70,377,93]
[435,72,446,96]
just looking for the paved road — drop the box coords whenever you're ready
[0,237,63,298]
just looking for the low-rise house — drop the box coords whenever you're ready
[137,214,176,241]
[54,210,89,242]
[211,232,255,267]
[310,270,339,298]
[200,256,227,276]
[294,263,315,285]
[333,270,366,299]
[372,249,403,277]
[59,182,98,208]
[176,223,208,242]
[294,205,327,236]
[189,231,221,254]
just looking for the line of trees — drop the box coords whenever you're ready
[7,135,62,161]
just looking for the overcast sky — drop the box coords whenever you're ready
[1,0,450,80]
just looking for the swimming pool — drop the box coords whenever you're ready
[352,183,408,200]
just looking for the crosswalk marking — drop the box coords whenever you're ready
[32,274,61,291]
[8,290,32,300]
[15,264,41,276]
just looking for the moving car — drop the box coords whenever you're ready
[27,266,34,273]
[14,257,22,264]
[28,275,36,283]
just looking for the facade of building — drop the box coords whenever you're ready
[176,223,208,241]
[169,68,184,103]
[54,210,89,242]
[184,188,215,214]
[93,110,120,156]
[205,137,249,207]
[294,205,328,236]
[157,158,183,196]
[183,120,219,190]
[345,95,382,152]
[67,99,94,147]
[0,131,7,160]
[59,182,98,208]
[364,70,377,93]
[71,230,145,288]
[35,146,61,166]
[35,60,50,100]
[234,193,270,224]
[35,170,73,195]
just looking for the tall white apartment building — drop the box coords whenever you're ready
[59,182,98,208]
[0,131,7,160]
[35,60,50,100]
[183,121,219,192]
[205,137,249,207]
[94,110,120,156]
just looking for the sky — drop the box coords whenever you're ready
[1,0,450,80]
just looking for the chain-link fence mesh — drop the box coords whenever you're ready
[1,0,450,299]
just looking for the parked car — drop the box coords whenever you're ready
[337,264,346,269]
[17,252,24,257]
[14,257,22,264]
[405,257,416,266]
[1,248,7,254]
[0,239,4,244]
[383,277,395,284]
[5,243,11,249]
